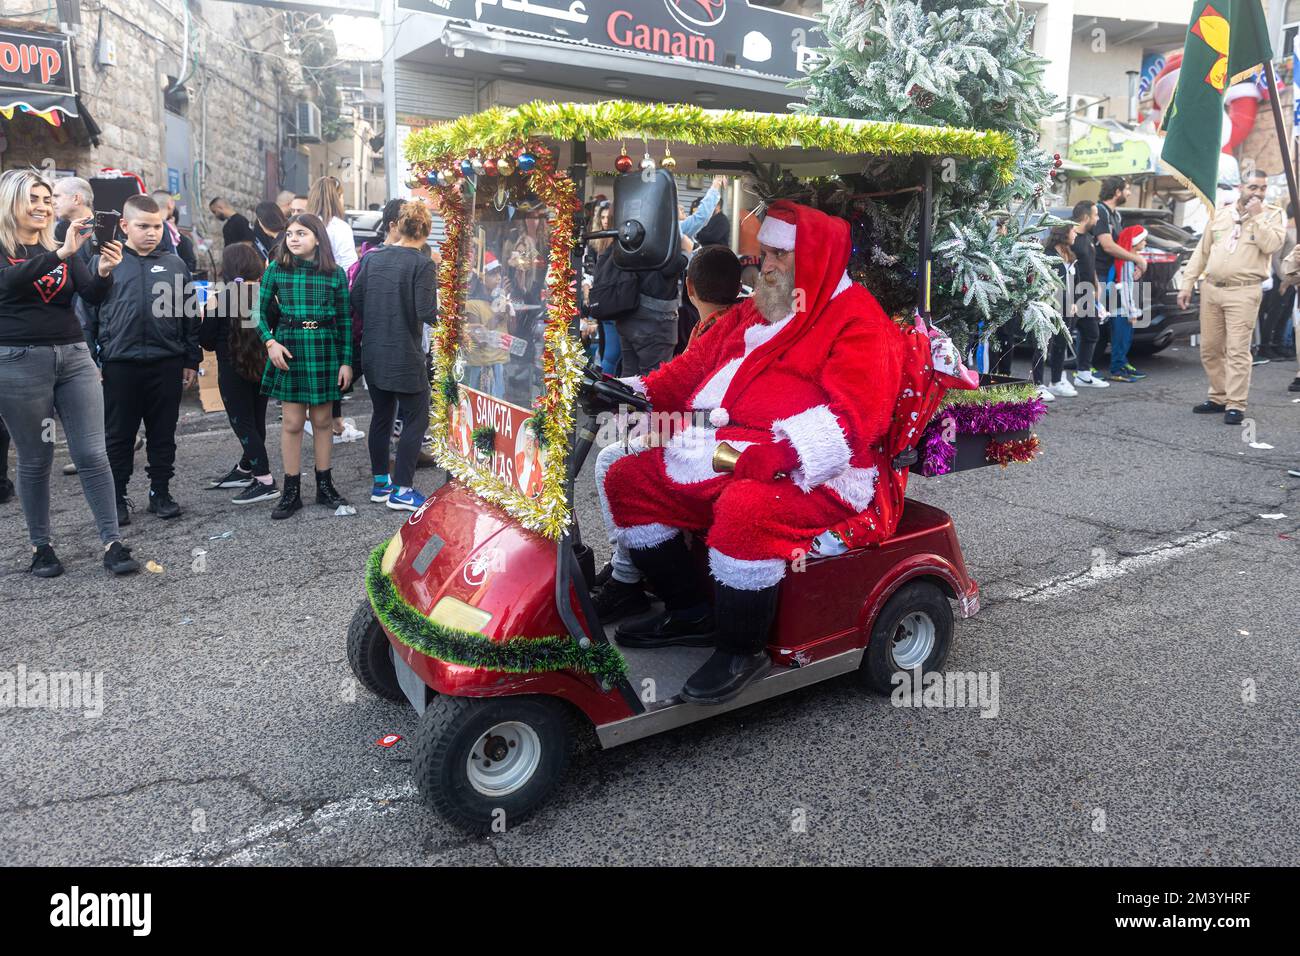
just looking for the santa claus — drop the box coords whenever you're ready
[601,200,906,704]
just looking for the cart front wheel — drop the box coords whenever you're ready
[347,598,404,702]
[858,581,954,695]
[414,695,572,833]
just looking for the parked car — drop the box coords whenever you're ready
[1048,205,1201,355]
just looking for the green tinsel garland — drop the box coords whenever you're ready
[937,381,1038,409]
[441,374,460,410]
[471,425,496,456]
[405,100,1018,186]
[365,544,628,685]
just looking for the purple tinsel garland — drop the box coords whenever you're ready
[919,398,1048,476]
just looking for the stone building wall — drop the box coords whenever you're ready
[0,0,301,263]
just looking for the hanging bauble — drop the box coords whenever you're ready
[484,157,499,176]
[459,159,474,177]
[516,152,537,173]
[471,157,485,176]
[1053,153,1061,161]
[640,153,655,172]
[426,170,439,187]
[497,158,513,177]
[661,146,677,171]
[615,143,634,174]
[467,148,479,158]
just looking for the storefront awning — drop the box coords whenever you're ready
[1,24,78,127]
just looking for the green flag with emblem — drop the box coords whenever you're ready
[1160,0,1273,207]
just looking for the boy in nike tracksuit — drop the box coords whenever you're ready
[87,194,200,522]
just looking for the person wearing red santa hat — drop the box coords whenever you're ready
[602,200,906,704]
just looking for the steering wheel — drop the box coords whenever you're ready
[578,362,651,414]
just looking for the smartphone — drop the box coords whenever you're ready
[93,211,121,248]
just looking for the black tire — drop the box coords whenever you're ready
[858,581,954,695]
[347,598,404,702]
[413,695,572,834]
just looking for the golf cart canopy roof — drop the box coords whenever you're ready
[405,100,1018,183]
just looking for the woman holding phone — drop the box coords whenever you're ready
[0,168,139,577]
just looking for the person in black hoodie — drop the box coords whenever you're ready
[199,242,279,504]
[590,241,688,376]
[87,194,201,523]
[252,201,287,261]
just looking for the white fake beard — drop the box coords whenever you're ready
[754,268,795,323]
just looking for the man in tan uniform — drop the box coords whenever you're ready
[1178,170,1286,424]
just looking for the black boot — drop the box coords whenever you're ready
[680,583,777,705]
[591,576,652,624]
[615,534,714,648]
[272,474,302,519]
[147,485,182,519]
[315,468,350,508]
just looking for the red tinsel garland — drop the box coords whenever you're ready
[985,434,1040,468]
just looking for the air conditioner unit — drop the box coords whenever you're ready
[294,101,323,143]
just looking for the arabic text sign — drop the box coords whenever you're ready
[449,384,547,498]
[0,29,74,96]
[398,0,822,80]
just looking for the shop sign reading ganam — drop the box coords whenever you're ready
[398,0,822,79]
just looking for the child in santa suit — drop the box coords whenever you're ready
[602,201,905,704]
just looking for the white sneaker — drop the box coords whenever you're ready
[335,419,365,444]
[1073,371,1110,389]
[1035,384,1056,403]
[1049,379,1077,397]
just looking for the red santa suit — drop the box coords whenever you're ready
[603,201,906,590]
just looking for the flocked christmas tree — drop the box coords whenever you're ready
[792,0,1063,353]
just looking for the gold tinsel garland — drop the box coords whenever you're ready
[424,140,584,540]
[405,100,1019,185]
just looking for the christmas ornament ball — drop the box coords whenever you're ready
[484,157,499,176]
[426,170,439,187]
[639,155,655,171]
[516,152,537,173]
[616,153,634,173]
[497,158,513,177]
[471,157,485,176]
[459,159,474,177]
[661,150,677,171]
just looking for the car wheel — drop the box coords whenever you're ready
[413,695,572,834]
[347,598,404,702]
[858,581,954,695]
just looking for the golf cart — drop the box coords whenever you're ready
[348,102,1014,833]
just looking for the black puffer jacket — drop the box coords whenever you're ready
[87,246,200,367]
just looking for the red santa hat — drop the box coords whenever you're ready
[483,252,500,272]
[756,204,797,251]
[1116,225,1147,253]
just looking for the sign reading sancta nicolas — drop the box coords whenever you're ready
[398,0,822,80]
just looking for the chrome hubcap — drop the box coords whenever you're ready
[466,721,541,797]
[892,611,935,671]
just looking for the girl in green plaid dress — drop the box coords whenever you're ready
[255,214,353,518]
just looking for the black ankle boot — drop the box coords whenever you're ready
[315,468,349,508]
[614,535,714,648]
[680,583,778,704]
[272,474,302,519]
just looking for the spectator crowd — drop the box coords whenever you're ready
[2,166,1300,580]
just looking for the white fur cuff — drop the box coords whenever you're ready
[708,548,787,590]
[771,404,851,491]
[620,523,679,550]
[617,375,646,395]
[757,216,795,251]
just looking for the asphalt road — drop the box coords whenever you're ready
[2,343,1298,866]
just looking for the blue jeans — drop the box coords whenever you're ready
[0,343,122,548]
[1109,315,1134,373]
[599,320,622,375]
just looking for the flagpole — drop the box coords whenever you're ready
[1263,60,1300,217]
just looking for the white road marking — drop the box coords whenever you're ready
[146,783,418,866]
[1006,530,1235,604]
